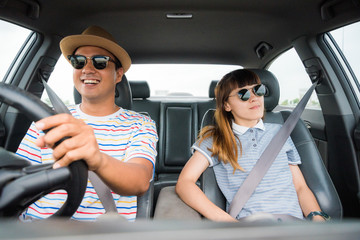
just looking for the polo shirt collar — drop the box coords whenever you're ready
[232,119,265,135]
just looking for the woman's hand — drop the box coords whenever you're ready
[176,151,237,222]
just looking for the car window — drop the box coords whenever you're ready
[126,64,241,97]
[326,21,360,102]
[42,56,74,105]
[44,57,241,104]
[268,48,320,109]
[0,20,31,83]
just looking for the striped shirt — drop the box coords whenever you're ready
[16,105,158,222]
[192,120,304,219]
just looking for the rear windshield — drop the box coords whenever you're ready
[46,58,241,104]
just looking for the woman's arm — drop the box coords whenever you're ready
[176,151,237,222]
[290,165,325,221]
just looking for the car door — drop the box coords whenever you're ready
[0,19,61,152]
[0,21,33,151]
[269,21,360,218]
[322,22,360,218]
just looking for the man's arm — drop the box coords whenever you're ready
[35,113,156,196]
[95,155,153,196]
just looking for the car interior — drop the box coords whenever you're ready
[1,0,360,239]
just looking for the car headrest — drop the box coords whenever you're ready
[248,69,280,112]
[208,80,218,98]
[74,75,133,110]
[210,69,280,112]
[129,81,150,99]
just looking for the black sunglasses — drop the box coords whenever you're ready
[67,55,116,70]
[231,84,266,101]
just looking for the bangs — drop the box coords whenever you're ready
[216,69,261,102]
[232,70,261,89]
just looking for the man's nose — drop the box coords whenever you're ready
[82,58,96,72]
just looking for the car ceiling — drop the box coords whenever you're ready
[1,0,360,68]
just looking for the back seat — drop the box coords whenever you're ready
[129,81,161,130]
[198,80,217,127]
[129,80,216,213]
[156,101,198,203]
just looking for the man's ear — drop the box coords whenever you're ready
[116,67,124,83]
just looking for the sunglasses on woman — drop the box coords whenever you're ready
[230,84,266,101]
[67,55,116,70]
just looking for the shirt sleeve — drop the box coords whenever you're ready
[286,136,302,165]
[191,136,219,167]
[15,122,43,164]
[124,115,158,167]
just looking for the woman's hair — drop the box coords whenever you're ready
[199,69,262,172]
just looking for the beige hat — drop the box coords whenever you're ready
[60,26,131,72]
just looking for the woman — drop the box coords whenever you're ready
[176,69,327,222]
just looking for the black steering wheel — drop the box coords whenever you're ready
[0,83,88,218]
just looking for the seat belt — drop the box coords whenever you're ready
[228,80,319,218]
[88,171,118,213]
[42,80,117,214]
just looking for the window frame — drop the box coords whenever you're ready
[324,31,360,108]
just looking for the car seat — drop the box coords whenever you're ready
[200,69,343,219]
[74,75,154,219]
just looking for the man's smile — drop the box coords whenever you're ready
[83,79,100,84]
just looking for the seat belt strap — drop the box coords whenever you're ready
[228,80,318,218]
[42,80,117,214]
[88,171,118,213]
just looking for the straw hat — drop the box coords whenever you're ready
[60,26,131,72]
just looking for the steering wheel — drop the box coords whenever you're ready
[0,83,88,218]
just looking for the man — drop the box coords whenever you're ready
[16,26,158,221]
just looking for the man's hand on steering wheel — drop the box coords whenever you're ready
[0,83,88,219]
[35,114,104,171]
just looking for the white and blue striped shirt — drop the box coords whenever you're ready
[16,105,158,222]
[192,120,303,219]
